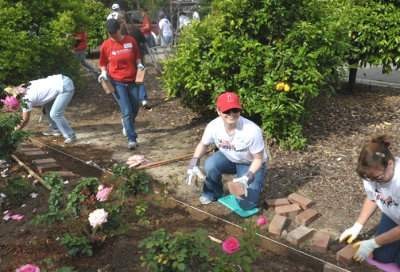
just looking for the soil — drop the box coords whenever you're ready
[2,60,398,271]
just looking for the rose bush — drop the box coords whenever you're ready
[16,264,40,272]
[1,96,20,111]
[222,236,240,255]
[96,185,113,202]
[88,208,108,229]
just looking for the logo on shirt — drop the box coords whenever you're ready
[123,43,133,49]
[375,188,399,207]
[216,139,248,152]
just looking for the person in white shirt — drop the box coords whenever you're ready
[178,13,191,30]
[15,74,76,144]
[192,10,200,21]
[340,135,400,266]
[158,11,173,47]
[185,91,268,210]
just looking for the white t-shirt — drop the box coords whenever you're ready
[178,15,191,29]
[363,157,400,224]
[159,18,173,37]
[201,116,268,164]
[23,74,64,112]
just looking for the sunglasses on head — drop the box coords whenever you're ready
[222,108,241,114]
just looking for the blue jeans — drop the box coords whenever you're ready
[111,80,139,142]
[160,35,173,46]
[138,84,148,101]
[202,151,267,210]
[373,213,400,264]
[44,76,75,139]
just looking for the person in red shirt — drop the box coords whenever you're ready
[98,19,144,150]
[140,8,155,48]
[73,27,98,76]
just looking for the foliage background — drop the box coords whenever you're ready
[0,0,108,86]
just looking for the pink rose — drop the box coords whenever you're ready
[1,96,20,111]
[11,214,25,221]
[96,185,113,202]
[222,236,240,255]
[16,264,40,272]
[256,215,268,227]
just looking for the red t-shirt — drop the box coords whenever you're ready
[99,36,141,82]
[74,32,88,52]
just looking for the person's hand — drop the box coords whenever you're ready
[97,70,108,83]
[353,239,380,262]
[339,222,363,243]
[137,63,145,71]
[232,175,249,197]
[186,166,204,185]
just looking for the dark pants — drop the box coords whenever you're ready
[373,213,400,264]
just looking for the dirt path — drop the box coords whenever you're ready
[24,63,400,270]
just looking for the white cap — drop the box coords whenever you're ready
[111,3,120,10]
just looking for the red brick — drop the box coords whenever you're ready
[22,150,47,157]
[336,244,356,264]
[36,163,60,174]
[266,198,290,207]
[286,225,314,246]
[288,193,313,209]
[275,203,301,216]
[311,231,330,253]
[32,158,57,165]
[295,209,320,226]
[52,171,78,178]
[268,214,288,237]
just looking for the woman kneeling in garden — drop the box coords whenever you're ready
[340,135,400,266]
[186,91,268,210]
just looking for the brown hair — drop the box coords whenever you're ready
[357,135,394,178]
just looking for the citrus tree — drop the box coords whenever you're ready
[163,0,349,149]
[345,0,400,92]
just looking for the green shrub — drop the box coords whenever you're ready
[66,177,99,216]
[163,0,350,149]
[0,177,35,207]
[0,112,28,159]
[112,164,151,197]
[60,233,93,257]
[0,0,108,85]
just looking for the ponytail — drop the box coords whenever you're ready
[356,135,394,179]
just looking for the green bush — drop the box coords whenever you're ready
[60,233,93,257]
[0,0,108,85]
[163,0,349,149]
[0,112,29,159]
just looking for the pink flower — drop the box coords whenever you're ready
[11,214,25,221]
[1,96,20,111]
[222,236,240,255]
[96,185,113,202]
[256,215,268,227]
[16,264,40,272]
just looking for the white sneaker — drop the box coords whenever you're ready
[199,195,214,205]
[42,129,61,136]
[128,141,137,150]
[64,136,77,144]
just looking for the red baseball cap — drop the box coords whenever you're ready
[216,92,242,112]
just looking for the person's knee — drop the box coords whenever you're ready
[204,157,217,175]
[49,111,62,120]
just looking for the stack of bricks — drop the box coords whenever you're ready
[266,192,330,252]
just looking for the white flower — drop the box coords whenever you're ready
[88,208,108,229]
[30,193,38,199]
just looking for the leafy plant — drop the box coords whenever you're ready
[135,201,150,226]
[60,233,93,257]
[139,228,211,272]
[66,177,99,216]
[0,177,35,207]
[32,173,65,224]
[0,112,29,159]
[112,164,151,197]
[55,267,78,272]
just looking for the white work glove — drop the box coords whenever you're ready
[137,63,145,71]
[339,222,363,244]
[97,70,108,83]
[186,166,205,185]
[353,238,380,262]
[232,172,254,198]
